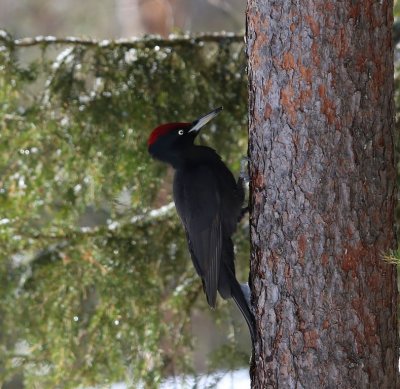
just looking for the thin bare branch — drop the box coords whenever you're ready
[3,32,244,49]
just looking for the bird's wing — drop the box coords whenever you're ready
[174,166,222,308]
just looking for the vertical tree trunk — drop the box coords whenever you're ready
[246,1,398,388]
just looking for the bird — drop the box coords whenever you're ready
[147,107,255,343]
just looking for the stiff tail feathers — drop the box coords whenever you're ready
[231,278,256,344]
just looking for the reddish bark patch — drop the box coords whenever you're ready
[252,171,266,208]
[323,320,329,330]
[311,41,320,66]
[248,12,268,70]
[322,2,334,12]
[304,330,318,349]
[254,247,266,272]
[254,171,265,189]
[371,57,384,102]
[328,65,337,89]
[365,0,382,29]
[318,84,336,125]
[355,53,366,72]
[317,84,326,98]
[321,253,329,266]
[299,88,312,109]
[284,263,293,293]
[367,271,382,292]
[305,15,320,36]
[282,52,295,70]
[263,78,273,95]
[341,243,369,273]
[299,65,312,84]
[348,3,361,20]
[298,234,307,265]
[267,250,280,272]
[352,298,379,348]
[280,84,297,125]
[376,135,385,148]
[333,27,348,59]
[264,103,272,119]
[341,250,358,273]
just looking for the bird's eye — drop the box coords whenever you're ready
[178,130,184,135]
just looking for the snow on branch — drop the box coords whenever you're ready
[1,30,243,49]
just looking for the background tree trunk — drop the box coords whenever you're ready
[246,1,398,388]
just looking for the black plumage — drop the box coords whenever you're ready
[148,107,255,342]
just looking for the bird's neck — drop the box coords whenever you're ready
[152,143,219,169]
[172,145,219,170]
[150,143,190,168]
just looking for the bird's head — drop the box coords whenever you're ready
[148,106,222,165]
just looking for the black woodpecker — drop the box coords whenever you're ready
[148,107,255,342]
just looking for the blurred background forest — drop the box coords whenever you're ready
[1,1,400,388]
[0,1,250,388]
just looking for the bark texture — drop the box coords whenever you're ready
[246,1,398,388]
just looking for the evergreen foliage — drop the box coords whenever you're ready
[0,31,249,387]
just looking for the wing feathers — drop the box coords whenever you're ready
[204,213,221,308]
[173,166,222,308]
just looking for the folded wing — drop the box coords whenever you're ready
[174,166,222,308]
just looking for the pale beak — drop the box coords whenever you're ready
[189,106,223,133]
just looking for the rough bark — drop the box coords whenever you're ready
[246,1,398,388]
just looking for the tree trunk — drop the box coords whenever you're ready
[246,1,398,388]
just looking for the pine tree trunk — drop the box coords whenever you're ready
[246,1,399,387]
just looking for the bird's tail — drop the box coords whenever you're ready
[229,273,256,344]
